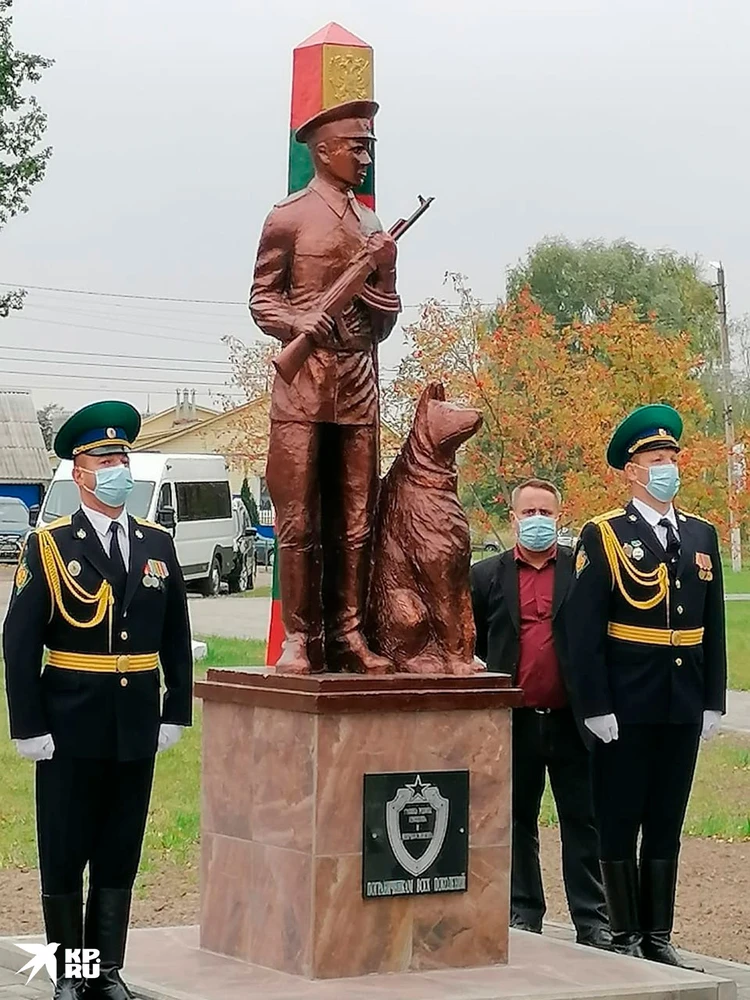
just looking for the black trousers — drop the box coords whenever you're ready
[592,723,701,862]
[512,707,608,936]
[36,755,156,895]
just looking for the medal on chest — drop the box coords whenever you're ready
[142,559,169,588]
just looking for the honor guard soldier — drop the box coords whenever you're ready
[567,404,726,966]
[3,401,193,1000]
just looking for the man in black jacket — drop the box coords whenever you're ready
[566,405,726,965]
[471,479,609,949]
[3,400,193,1000]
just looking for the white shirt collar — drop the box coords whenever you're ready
[80,502,129,538]
[632,497,678,530]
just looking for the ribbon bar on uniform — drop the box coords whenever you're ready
[606,623,704,647]
[47,651,159,673]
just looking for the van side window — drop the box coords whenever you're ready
[175,481,232,522]
[156,483,172,512]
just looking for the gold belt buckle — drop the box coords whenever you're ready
[116,655,130,672]
[670,631,682,647]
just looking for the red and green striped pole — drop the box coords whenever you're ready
[266,22,376,667]
[288,21,375,207]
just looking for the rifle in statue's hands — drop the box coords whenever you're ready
[273,195,434,386]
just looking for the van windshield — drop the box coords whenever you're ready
[41,481,156,522]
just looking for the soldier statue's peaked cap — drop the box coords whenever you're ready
[54,400,141,461]
[606,404,683,470]
[295,99,379,146]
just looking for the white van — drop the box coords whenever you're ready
[38,453,236,596]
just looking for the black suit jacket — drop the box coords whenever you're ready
[470,546,590,746]
[3,508,193,760]
[566,501,727,725]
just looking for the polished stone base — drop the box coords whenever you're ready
[1,927,734,1000]
[195,670,523,979]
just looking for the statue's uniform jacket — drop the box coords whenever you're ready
[250,175,397,426]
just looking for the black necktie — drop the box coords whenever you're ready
[108,522,127,599]
[658,518,681,567]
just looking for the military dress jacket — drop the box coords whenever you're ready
[249,176,400,426]
[566,501,726,725]
[3,509,193,760]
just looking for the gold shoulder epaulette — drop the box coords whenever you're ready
[135,517,169,533]
[592,508,626,525]
[35,515,72,533]
[679,510,714,526]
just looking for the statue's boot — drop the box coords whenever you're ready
[327,544,392,674]
[276,546,323,675]
[41,891,86,999]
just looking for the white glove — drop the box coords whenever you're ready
[157,724,183,753]
[15,734,55,762]
[584,713,619,744]
[701,710,722,741]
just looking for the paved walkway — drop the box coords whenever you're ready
[546,921,750,1000]
[0,963,47,997]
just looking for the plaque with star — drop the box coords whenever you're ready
[362,770,469,898]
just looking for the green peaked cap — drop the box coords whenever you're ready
[606,404,683,470]
[54,400,141,461]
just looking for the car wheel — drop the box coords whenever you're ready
[200,555,221,597]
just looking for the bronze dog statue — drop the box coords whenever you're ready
[366,383,483,674]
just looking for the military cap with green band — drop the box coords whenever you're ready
[606,404,683,470]
[54,400,141,461]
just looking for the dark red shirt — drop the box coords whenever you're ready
[514,545,568,710]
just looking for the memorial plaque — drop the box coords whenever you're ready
[362,770,469,898]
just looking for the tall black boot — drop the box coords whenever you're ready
[600,860,645,958]
[41,892,86,999]
[640,859,699,969]
[84,888,134,999]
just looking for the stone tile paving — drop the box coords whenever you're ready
[0,963,49,996]
[546,921,750,1000]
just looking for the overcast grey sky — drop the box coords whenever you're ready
[1,0,748,413]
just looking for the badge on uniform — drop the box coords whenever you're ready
[695,552,713,581]
[67,560,82,578]
[14,553,31,594]
[629,540,645,561]
[575,547,589,577]
[142,559,169,588]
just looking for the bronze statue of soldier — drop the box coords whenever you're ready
[250,100,400,675]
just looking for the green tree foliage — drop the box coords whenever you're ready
[507,238,718,358]
[240,476,260,526]
[0,0,53,315]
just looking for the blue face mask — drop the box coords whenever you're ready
[643,463,680,503]
[517,514,558,552]
[85,465,134,508]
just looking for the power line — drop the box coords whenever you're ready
[7,314,227,346]
[21,302,243,338]
[0,367,236,388]
[0,281,245,306]
[0,354,233,375]
[0,280,430,309]
[0,345,233,369]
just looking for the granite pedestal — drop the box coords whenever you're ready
[195,670,523,980]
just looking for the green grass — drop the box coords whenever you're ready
[195,635,266,672]
[720,563,750,594]
[726,602,750,690]
[241,584,271,599]
[540,732,750,840]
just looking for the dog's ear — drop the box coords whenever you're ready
[427,382,446,401]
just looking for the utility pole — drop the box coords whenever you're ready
[715,262,742,571]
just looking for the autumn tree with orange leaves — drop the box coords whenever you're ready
[390,277,745,539]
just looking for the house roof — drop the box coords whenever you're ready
[139,402,218,427]
[132,397,268,451]
[0,391,53,483]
